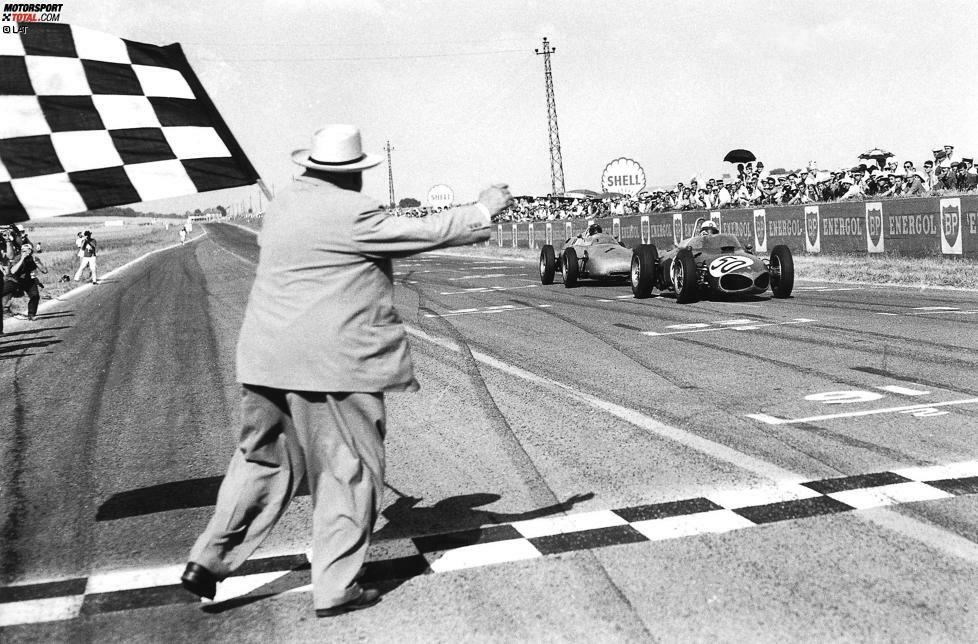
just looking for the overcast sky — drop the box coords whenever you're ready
[65,0,978,212]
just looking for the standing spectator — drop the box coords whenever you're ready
[179,226,188,243]
[963,157,975,176]
[180,124,511,617]
[73,230,99,284]
[940,145,956,169]
[2,243,46,324]
[922,160,937,190]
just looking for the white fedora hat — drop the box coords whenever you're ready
[291,124,383,173]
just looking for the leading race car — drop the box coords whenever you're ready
[630,218,794,303]
[539,225,632,287]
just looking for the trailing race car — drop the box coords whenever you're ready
[539,225,632,287]
[630,218,794,303]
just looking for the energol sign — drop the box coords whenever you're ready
[600,157,646,196]
[427,184,455,207]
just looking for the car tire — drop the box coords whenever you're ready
[539,245,556,285]
[631,244,658,298]
[770,244,794,298]
[562,247,579,288]
[672,248,700,304]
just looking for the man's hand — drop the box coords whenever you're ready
[478,183,513,217]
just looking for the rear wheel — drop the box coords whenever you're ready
[671,248,700,303]
[561,247,579,288]
[770,244,794,298]
[539,245,556,285]
[630,244,659,298]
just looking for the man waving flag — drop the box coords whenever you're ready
[0,22,259,224]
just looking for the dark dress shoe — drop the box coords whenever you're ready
[315,588,381,617]
[181,562,217,600]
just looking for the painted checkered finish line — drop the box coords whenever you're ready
[0,22,259,224]
[2,461,976,627]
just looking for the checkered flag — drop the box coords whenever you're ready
[0,22,260,224]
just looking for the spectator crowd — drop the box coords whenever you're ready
[490,145,978,222]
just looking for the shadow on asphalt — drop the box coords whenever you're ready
[95,476,312,521]
[0,337,63,357]
[197,489,594,615]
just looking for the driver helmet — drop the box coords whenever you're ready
[699,220,719,235]
[586,223,603,236]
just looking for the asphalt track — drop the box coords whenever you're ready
[2,222,977,642]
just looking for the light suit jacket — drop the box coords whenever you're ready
[237,176,491,392]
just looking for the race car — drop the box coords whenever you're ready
[539,225,632,287]
[629,218,794,302]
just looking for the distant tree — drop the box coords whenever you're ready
[216,205,227,217]
[193,208,202,216]
[768,167,787,175]
[398,197,421,207]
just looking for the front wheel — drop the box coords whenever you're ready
[539,245,556,285]
[561,247,579,288]
[770,244,794,298]
[631,244,659,298]
[672,248,700,304]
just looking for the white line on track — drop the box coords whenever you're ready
[424,304,552,318]
[643,318,815,337]
[746,397,978,425]
[405,324,803,483]
[404,324,978,567]
[439,285,540,295]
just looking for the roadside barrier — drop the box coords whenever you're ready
[495,195,978,257]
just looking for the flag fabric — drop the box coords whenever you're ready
[0,22,259,224]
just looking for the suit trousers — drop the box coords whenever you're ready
[189,385,386,608]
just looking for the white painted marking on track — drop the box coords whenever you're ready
[631,510,754,541]
[706,484,822,509]
[828,482,953,510]
[877,385,929,396]
[745,397,978,425]
[0,595,85,627]
[912,306,959,311]
[511,510,628,538]
[427,539,541,573]
[893,461,978,481]
[86,564,185,593]
[439,284,539,295]
[644,318,814,337]
[212,571,292,603]
[446,274,508,281]
[716,319,755,325]
[424,304,552,318]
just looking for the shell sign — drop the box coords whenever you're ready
[426,184,455,207]
[600,157,646,196]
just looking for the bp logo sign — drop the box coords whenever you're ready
[672,213,683,246]
[940,198,962,255]
[865,202,884,253]
[601,157,646,196]
[805,206,820,253]
[426,184,455,207]
[753,209,767,253]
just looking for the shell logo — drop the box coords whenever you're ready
[600,157,646,196]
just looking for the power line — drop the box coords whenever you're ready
[196,49,526,63]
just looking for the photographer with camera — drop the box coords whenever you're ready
[73,230,99,285]
[1,241,47,331]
